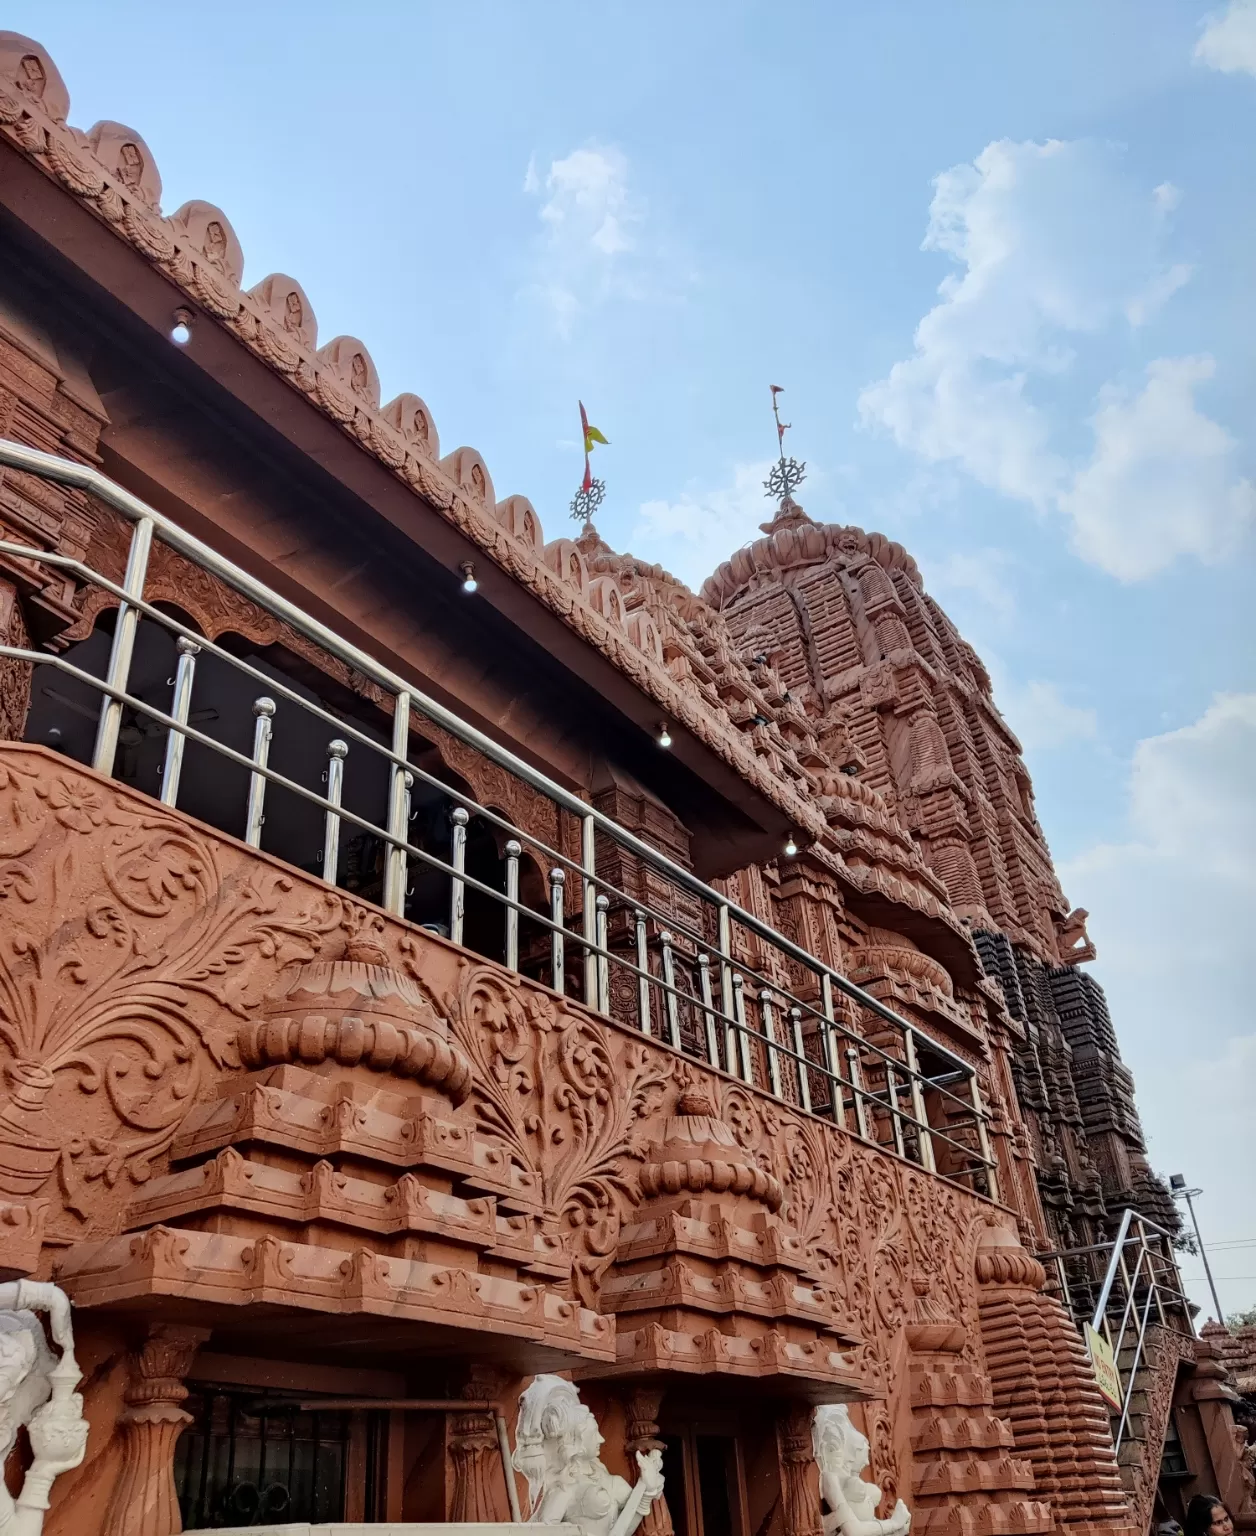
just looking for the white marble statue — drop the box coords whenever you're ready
[812,1405,910,1536]
[0,1280,89,1536]
[512,1375,664,1536]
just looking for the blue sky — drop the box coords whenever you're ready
[16,0,1256,1317]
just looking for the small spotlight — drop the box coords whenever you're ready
[657,722,672,749]
[170,308,193,345]
[1169,1173,1186,1191]
[784,833,798,857]
[459,561,478,594]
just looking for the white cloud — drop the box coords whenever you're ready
[859,139,1252,581]
[919,547,1017,622]
[633,461,775,591]
[1061,694,1256,1317]
[524,145,640,336]
[1196,0,1256,76]
[999,677,1098,751]
[1061,356,1256,580]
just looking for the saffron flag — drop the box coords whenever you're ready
[579,401,608,490]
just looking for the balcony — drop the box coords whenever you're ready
[0,438,998,1193]
[0,439,1012,1393]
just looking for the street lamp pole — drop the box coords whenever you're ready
[1171,1174,1225,1325]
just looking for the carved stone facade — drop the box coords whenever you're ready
[0,24,1234,1536]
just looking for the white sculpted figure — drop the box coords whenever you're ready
[813,1405,910,1536]
[512,1374,665,1536]
[0,1281,89,1536]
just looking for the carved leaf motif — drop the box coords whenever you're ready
[448,963,671,1306]
[0,762,342,1226]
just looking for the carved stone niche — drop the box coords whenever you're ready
[598,1088,866,1393]
[236,930,474,1103]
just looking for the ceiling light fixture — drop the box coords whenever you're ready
[784,833,798,857]
[459,561,478,594]
[657,722,672,749]
[170,308,193,345]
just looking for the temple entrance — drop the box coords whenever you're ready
[661,1428,749,1536]
[173,1386,388,1527]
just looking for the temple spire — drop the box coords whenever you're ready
[760,385,812,532]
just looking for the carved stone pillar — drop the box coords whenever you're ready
[625,1387,672,1536]
[777,1403,823,1536]
[102,1323,209,1536]
[448,1366,511,1523]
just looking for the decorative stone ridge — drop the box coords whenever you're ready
[637,1089,784,1209]
[239,933,474,1103]
[973,1219,1136,1536]
[0,29,847,848]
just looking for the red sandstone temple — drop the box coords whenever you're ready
[0,31,1251,1536]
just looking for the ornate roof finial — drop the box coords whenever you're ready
[570,401,608,525]
[763,384,806,507]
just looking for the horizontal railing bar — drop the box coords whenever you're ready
[4,577,982,1121]
[0,439,978,1078]
[2,645,995,1183]
[0,535,982,1102]
[5,630,989,1153]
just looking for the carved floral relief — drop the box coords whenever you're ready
[0,749,341,1237]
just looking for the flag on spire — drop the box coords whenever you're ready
[571,402,609,525]
[579,401,608,490]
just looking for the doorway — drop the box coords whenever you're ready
[661,1428,748,1536]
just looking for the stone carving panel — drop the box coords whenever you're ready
[0,748,342,1237]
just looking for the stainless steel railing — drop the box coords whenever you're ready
[0,438,1000,1196]
[1039,1209,1193,1451]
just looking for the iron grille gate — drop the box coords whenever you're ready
[174,1387,386,1528]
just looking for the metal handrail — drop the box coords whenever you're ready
[1040,1208,1192,1452]
[0,438,1001,1195]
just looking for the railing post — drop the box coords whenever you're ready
[699,954,720,1068]
[595,894,610,1015]
[847,1047,870,1140]
[93,516,154,776]
[660,931,681,1048]
[634,909,651,1035]
[732,973,753,1083]
[322,738,348,884]
[885,1062,906,1157]
[820,974,847,1129]
[904,1030,936,1173]
[790,1006,811,1112]
[450,806,469,944]
[549,868,566,994]
[717,902,735,1021]
[760,989,783,1098]
[384,693,411,916]
[244,696,275,847]
[582,814,598,1010]
[504,840,522,972]
[159,636,199,806]
[970,1074,1000,1202]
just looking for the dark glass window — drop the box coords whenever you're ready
[661,1435,689,1536]
[695,1435,737,1536]
[174,1388,353,1529]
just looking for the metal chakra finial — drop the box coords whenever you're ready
[570,401,609,525]
[764,385,806,503]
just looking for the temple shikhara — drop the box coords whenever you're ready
[0,31,1253,1536]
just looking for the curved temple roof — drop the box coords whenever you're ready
[0,30,1087,973]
